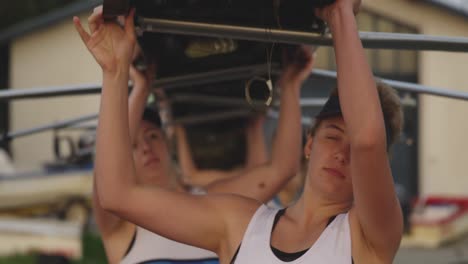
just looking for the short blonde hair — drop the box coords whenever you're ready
[308,81,404,150]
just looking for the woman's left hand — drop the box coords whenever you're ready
[278,45,316,89]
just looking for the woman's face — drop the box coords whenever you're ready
[304,116,354,203]
[132,120,172,186]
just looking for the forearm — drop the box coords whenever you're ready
[128,83,150,142]
[95,68,137,208]
[330,7,386,147]
[271,83,302,175]
[175,126,200,180]
[245,122,268,168]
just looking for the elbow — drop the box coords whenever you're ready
[351,127,387,152]
[95,173,132,214]
[271,149,302,179]
[98,187,123,214]
[353,137,384,152]
[274,159,301,181]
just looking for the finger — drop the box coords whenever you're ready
[73,17,91,44]
[314,8,322,20]
[129,65,138,82]
[353,0,362,15]
[132,44,142,61]
[299,45,313,57]
[287,46,310,67]
[304,53,315,71]
[94,5,103,14]
[125,8,136,41]
[88,8,104,34]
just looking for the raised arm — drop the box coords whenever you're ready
[128,63,152,142]
[92,57,155,264]
[73,7,252,254]
[205,47,314,203]
[75,9,138,263]
[316,0,402,258]
[175,125,243,186]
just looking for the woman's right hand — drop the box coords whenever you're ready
[315,0,361,26]
[73,6,136,74]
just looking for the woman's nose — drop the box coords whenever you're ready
[141,139,152,153]
[334,145,350,164]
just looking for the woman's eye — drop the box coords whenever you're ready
[149,132,159,139]
[326,135,339,140]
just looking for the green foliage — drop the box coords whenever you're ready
[0,255,35,264]
[0,231,107,264]
[72,232,107,264]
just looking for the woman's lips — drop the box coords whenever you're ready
[144,157,160,167]
[323,168,345,179]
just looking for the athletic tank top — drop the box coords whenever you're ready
[120,187,218,264]
[120,226,218,264]
[232,205,352,264]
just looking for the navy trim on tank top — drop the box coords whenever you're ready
[123,228,138,258]
[137,257,219,264]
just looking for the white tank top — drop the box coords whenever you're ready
[233,205,352,264]
[120,226,218,264]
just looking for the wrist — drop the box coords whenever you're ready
[103,64,130,84]
[278,80,301,92]
[278,84,301,99]
[132,81,151,93]
[327,5,355,33]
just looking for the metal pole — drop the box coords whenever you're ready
[170,93,417,108]
[1,114,99,142]
[153,64,277,89]
[0,109,256,141]
[170,94,267,108]
[0,64,277,101]
[310,69,468,101]
[138,17,468,52]
[0,84,102,101]
[171,93,322,108]
[1,67,467,102]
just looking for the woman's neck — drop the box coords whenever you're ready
[287,189,352,227]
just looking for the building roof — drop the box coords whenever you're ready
[0,0,101,45]
[424,0,468,17]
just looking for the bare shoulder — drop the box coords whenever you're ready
[348,209,396,264]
